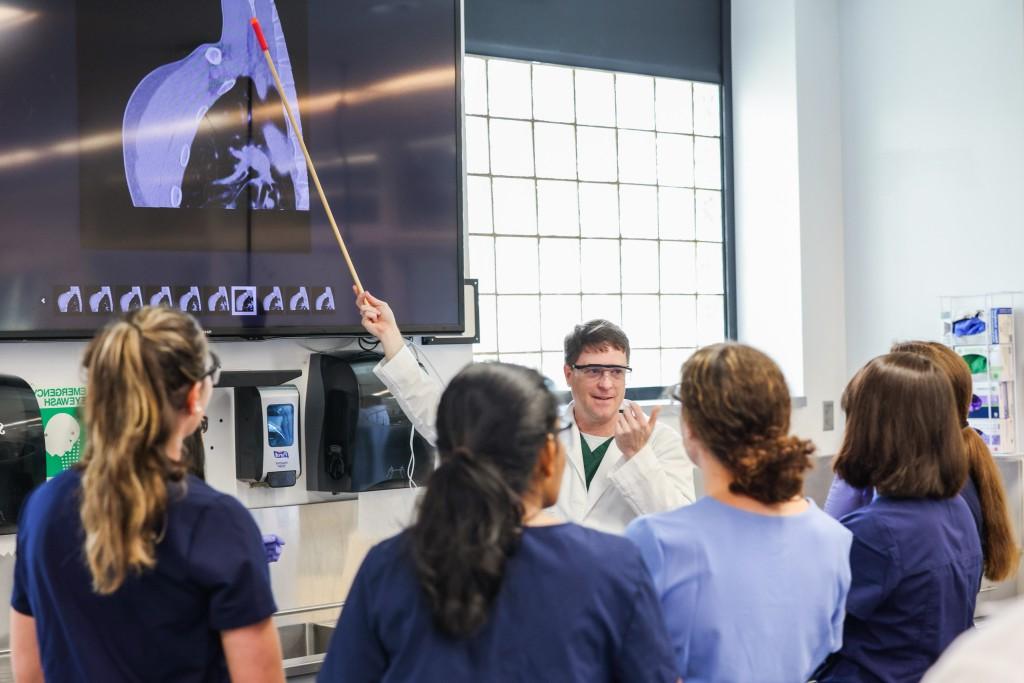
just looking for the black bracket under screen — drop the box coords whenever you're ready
[215,369,302,388]
[420,279,479,346]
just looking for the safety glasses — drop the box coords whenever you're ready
[571,364,632,382]
[201,352,222,386]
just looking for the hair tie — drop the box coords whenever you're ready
[451,445,474,462]
[962,420,970,429]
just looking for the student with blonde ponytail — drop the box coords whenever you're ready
[318,362,678,682]
[10,307,283,682]
[626,343,852,683]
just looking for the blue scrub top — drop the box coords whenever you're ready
[625,497,852,683]
[818,496,983,683]
[959,476,983,548]
[824,475,985,557]
[12,469,276,683]
[318,523,678,683]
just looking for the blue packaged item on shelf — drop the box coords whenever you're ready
[952,314,986,337]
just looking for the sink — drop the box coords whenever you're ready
[277,622,336,661]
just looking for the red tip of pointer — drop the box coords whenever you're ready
[250,18,269,52]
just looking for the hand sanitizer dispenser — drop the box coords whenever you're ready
[235,386,300,488]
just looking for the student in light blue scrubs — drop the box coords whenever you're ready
[816,352,983,683]
[626,343,852,683]
[319,362,678,683]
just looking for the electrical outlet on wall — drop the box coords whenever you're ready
[823,400,835,431]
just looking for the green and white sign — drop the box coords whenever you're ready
[35,386,87,477]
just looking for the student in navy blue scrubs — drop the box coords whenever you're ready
[817,352,983,683]
[10,307,283,682]
[891,342,1019,583]
[825,341,1020,585]
[318,362,678,683]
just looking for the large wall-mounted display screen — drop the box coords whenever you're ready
[0,0,462,338]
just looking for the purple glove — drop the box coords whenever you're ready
[262,533,285,563]
[823,476,873,520]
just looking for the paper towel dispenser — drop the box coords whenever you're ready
[305,351,432,493]
[0,375,46,533]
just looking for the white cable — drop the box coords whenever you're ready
[404,338,444,488]
[407,422,417,488]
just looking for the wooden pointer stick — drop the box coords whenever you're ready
[250,17,364,294]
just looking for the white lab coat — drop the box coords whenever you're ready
[374,347,696,534]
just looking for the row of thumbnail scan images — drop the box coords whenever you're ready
[55,285,337,316]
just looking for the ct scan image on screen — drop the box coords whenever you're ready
[122,0,310,213]
[0,0,462,338]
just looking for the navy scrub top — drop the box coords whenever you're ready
[12,469,276,683]
[819,495,983,683]
[318,523,678,683]
[959,476,983,550]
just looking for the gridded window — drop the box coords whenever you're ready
[466,56,727,388]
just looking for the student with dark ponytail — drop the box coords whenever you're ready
[626,343,852,683]
[318,362,678,682]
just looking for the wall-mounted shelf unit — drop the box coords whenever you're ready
[940,293,1023,455]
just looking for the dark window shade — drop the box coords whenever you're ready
[465,0,723,83]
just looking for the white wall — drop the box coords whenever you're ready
[0,337,470,553]
[733,0,1024,455]
[732,0,848,454]
[0,336,470,504]
[791,0,848,454]
[837,0,1024,598]
[840,0,1024,368]
[732,0,806,397]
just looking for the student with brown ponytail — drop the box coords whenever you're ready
[816,352,983,683]
[892,341,1020,582]
[317,362,678,682]
[625,343,852,683]
[825,340,1019,583]
[10,307,283,682]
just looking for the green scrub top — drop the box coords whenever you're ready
[581,434,614,488]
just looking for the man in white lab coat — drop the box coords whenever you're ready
[355,290,696,534]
